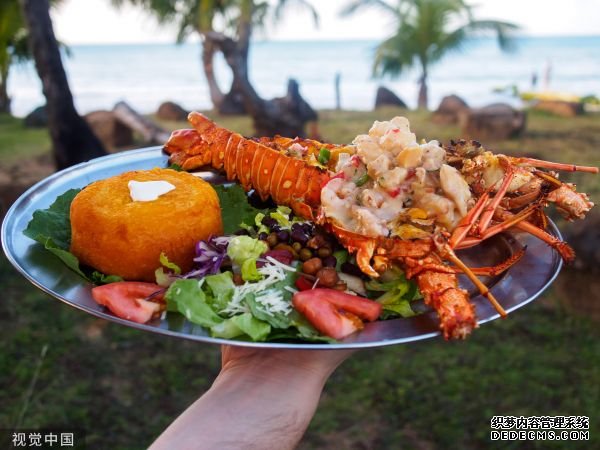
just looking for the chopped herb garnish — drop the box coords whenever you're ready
[317,148,331,165]
[355,173,369,187]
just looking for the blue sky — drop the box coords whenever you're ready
[51,0,600,45]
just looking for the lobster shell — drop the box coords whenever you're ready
[164,112,331,220]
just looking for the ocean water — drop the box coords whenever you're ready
[7,36,600,117]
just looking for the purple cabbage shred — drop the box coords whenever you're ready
[183,235,231,279]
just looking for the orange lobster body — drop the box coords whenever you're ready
[165,113,333,220]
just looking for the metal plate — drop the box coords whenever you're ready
[1,147,563,349]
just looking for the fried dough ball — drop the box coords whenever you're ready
[70,168,222,281]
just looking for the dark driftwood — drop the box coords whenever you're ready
[20,0,106,169]
[113,101,170,144]
[207,31,316,137]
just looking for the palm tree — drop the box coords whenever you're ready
[0,0,35,114]
[113,0,318,114]
[341,0,519,109]
[0,0,63,114]
[19,0,106,169]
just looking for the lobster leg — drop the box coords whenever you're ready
[496,212,576,263]
[467,246,526,276]
[515,157,599,174]
[442,246,507,318]
[478,160,515,234]
[449,190,490,249]
[456,203,538,249]
[405,246,526,278]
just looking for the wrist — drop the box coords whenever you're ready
[214,355,330,392]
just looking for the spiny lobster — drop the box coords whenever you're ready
[164,112,597,339]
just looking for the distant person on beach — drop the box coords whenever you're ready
[150,346,353,449]
[531,71,538,90]
[544,60,553,90]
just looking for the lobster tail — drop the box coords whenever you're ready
[164,112,331,220]
[418,270,477,339]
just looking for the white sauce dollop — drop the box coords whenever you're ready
[128,180,175,202]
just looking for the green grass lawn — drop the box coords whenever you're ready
[0,114,50,164]
[1,109,599,449]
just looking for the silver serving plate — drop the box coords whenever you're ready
[2,147,563,349]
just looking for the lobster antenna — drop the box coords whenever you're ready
[444,247,508,318]
[517,157,599,174]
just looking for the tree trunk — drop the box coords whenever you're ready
[0,65,10,114]
[222,41,316,137]
[113,101,170,144]
[19,0,106,169]
[205,1,317,137]
[418,72,428,110]
[201,39,224,108]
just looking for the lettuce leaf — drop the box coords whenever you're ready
[241,258,262,281]
[165,279,223,327]
[23,188,80,250]
[214,184,268,234]
[23,188,121,284]
[203,272,236,311]
[91,271,124,285]
[227,236,268,266]
[368,273,421,319]
[159,252,181,275]
[211,313,271,341]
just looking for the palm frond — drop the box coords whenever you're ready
[274,0,319,27]
[372,26,419,78]
[467,19,520,52]
[339,0,397,18]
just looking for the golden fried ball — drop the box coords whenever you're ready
[70,168,222,281]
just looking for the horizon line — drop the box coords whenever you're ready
[60,34,600,47]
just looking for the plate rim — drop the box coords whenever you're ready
[2,147,564,349]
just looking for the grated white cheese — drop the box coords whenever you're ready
[220,262,293,317]
[254,289,292,317]
[284,286,298,295]
[311,277,319,289]
[265,256,297,272]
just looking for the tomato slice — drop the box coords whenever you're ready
[292,293,363,340]
[292,289,383,339]
[92,282,164,324]
[320,289,382,322]
[295,276,314,291]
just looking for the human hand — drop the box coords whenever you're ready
[151,345,355,450]
[219,345,354,386]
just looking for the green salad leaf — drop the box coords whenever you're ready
[39,237,88,279]
[22,188,121,284]
[227,236,268,266]
[212,313,271,341]
[166,279,223,328]
[203,272,236,312]
[214,184,268,234]
[367,273,421,319]
[167,277,272,341]
[23,188,80,250]
[91,271,124,285]
[241,259,262,281]
[159,252,181,275]
[229,313,271,341]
